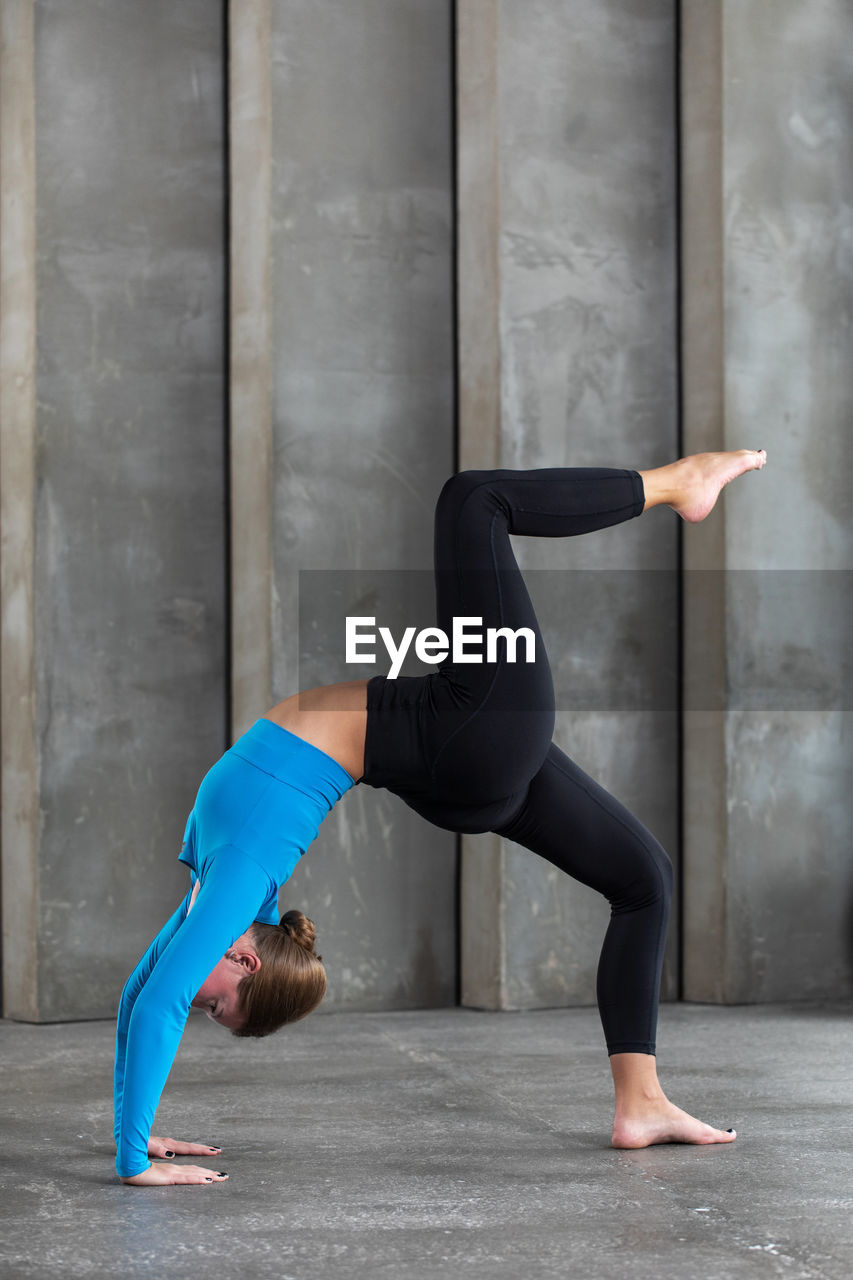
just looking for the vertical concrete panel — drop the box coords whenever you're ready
[0,0,39,1018]
[230,0,274,738]
[682,0,853,1000]
[23,0,227,1019]
[268,1,457,1009]
[722,0,853,1000]
[460,0,680,1012]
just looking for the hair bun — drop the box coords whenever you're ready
[280,909,319,955]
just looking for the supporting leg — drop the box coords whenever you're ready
[494,743,672,1056]
[494,743,737,1148]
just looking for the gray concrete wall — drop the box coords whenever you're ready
[2,0,228,1019]
[681,0,853,1001]
[264,0,457,1009]
[459,0,681,1011]
[4,0,849,1023]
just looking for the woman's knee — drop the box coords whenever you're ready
[610,838,673,915]
[435,470,497,520]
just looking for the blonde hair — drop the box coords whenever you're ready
[233,909,326,1038]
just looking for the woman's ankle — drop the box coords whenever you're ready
[609,1051,666,1107]
[637,460,685,511]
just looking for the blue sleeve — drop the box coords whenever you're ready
[114,882,195,1150]
[114,846,275,1178]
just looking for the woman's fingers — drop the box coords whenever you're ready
[148,1136,222,1158]
[121,1161,228,1187]
[170,1164,229,1186]
[147,1138,174,1158]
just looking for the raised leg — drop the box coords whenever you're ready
[428,467,645,796]
[431,468,644,701]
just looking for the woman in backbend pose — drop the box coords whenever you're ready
[115,448,766,1187]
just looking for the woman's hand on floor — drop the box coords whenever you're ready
[148,1135,222,1159]
[120,1162,228,1187]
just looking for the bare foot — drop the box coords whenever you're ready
[641,449,767,523]
[612,1098,737,1149]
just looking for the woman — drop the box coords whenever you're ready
[115,448,766,1187]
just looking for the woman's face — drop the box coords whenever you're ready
[190,929,260,1031]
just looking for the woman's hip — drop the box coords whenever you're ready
[360,670,554,814]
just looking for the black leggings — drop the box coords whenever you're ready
[360,468,673,1055]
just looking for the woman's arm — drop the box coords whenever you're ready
[114,845,275,1181]
[115,882,223,1166]
[114,883,195,1150]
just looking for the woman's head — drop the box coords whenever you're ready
[232,909,327,1038]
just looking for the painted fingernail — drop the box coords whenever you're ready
[217,1171,228,1177]
[726,1128,736,1134]
[209,1146,221,1152]
[205,1177,213,1182]
[164,1151,175,1158]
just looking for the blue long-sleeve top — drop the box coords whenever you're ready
[113,718,355,1178]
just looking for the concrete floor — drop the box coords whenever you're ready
[1,1003,852,1280]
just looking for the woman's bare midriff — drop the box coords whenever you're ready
[263,679,370,783]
